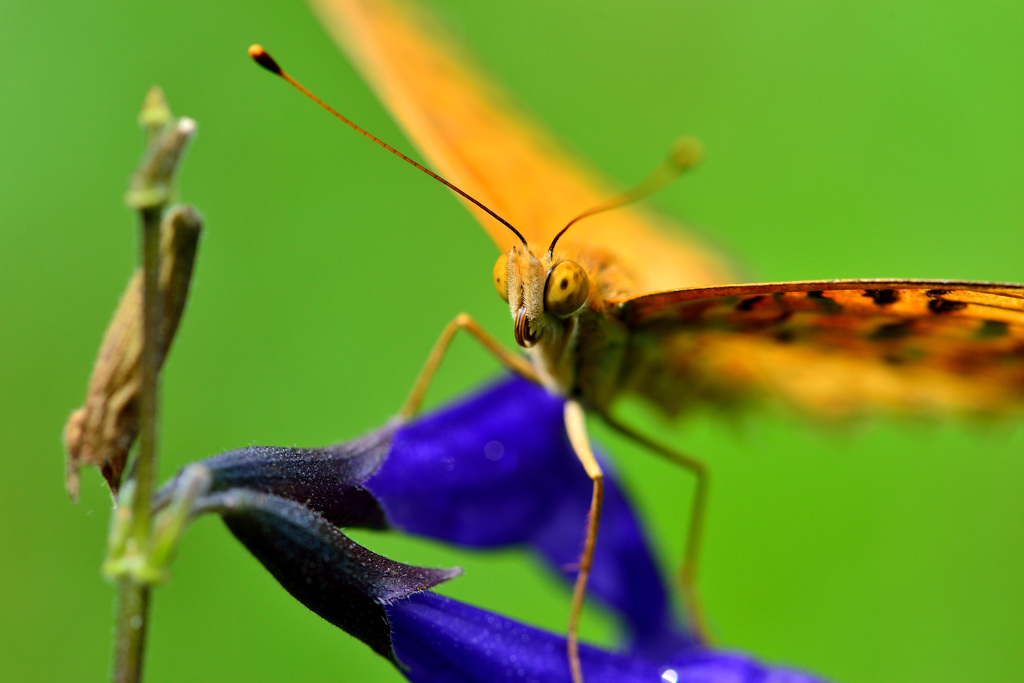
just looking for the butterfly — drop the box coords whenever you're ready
[254,0,1024,680]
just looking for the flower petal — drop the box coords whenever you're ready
[385,592,828,683]
[194,488,460,663]
[367,376,694,654]
[172,425,398,528]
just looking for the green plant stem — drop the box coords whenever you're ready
[111,205,163,683]
[133,205,162,541]
[112,580,150,683]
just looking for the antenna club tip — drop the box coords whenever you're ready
[670,136,704,170]
[248,44,282,75]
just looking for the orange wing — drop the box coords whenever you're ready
[620,280,1024,416]
[313,0,1024,418]
[310,0,736,295]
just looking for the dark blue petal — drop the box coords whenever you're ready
[664,649,829,683]
[388,592,658,683]
[366,375,695,655]
[195,488,460,663]
[167,427,397,528]
[385,592,829,683]
[366,377,571,546]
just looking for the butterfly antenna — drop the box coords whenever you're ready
[547,136,704,257]
[249,45,528,247]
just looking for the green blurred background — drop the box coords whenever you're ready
[3,0,1022,680]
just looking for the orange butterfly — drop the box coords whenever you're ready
[254,0,1024,679]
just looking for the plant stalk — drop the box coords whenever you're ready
[111,205,163,683]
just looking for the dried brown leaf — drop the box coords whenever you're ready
[65,206,202,500]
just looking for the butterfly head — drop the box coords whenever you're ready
[487,137,701,350]
[494,245,590,348]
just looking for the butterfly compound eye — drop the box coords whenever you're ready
[493,253,510,302]
[544,261,589,317]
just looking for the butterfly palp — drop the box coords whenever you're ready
[514,307,539,347]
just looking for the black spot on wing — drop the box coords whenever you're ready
[925,289,950,298]
[871,320,915,341]
[736,295,764,312]
[862,289,899,306]
[735,309,793,332]
[928,298,968,314]
[773,329,797,344]
[774,310,794,324]
[978,319,1010,339]
[806,290,842,313]
[882,347,928,365]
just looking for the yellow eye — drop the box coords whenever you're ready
[493,252,510,302]
[544,260,589,317]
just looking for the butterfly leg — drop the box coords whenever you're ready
[600,413,710,640]
[563,399,604,683]
[399,313,539,418]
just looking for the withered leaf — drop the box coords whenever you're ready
[64,206,201,500]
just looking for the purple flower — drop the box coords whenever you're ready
[386,592,822,683]
[175,376,828,682]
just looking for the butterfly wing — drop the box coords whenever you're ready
[617,280,1024,416]
[311,0,736,293]
[313,1,1024,417]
